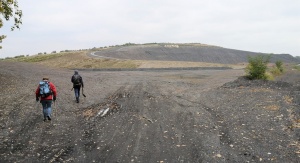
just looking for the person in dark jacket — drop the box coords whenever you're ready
[71,70,84,103]
[35,77,57,121]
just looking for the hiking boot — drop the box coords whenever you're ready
[43,117,47,122]
[76,97,79,103]
[47,116,51,121]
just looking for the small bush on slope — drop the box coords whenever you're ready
[245,55,271,80]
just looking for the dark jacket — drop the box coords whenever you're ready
[71,71,84,88]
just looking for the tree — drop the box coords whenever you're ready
[0,0,22,49]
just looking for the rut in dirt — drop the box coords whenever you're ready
[77,82,227,162]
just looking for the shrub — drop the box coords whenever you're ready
[268,60,284,78]
[275,60,284,72]
[265,72,274,80]
[270,67,282,76]
[14,55,25,58]
[123,42,136,46]
[245,55,271,80]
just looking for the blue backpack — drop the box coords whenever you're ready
[39,81,51,97]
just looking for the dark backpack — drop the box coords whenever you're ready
[73,74,81,86]
[39,81,51,97]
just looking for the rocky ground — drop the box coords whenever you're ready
[0,61,299,162]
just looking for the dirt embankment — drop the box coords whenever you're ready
[0,61,299,162]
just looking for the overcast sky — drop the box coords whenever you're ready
[1,0,300,58]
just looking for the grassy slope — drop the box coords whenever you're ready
[3,51,243,69]
[3,51,138,69]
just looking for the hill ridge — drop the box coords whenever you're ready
[92,43,299,64]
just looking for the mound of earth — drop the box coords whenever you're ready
[91,44,299,64]
[0,61,299,162]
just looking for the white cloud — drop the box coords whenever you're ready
[1,0,300,58]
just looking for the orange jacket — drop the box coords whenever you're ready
[35,81,57,100]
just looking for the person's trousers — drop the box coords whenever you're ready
[41,100,52,118]
[74,87,81,98]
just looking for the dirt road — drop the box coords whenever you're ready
[0,61,299,162]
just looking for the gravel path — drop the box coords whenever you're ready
[0,61,299,162]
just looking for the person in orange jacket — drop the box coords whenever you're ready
[35,77,57,121]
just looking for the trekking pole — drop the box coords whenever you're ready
[82,87,86,97]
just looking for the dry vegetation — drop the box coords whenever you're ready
[3,51,244,69]
[5,51,138,69]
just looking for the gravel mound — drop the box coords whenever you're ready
[92,44,300,64]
